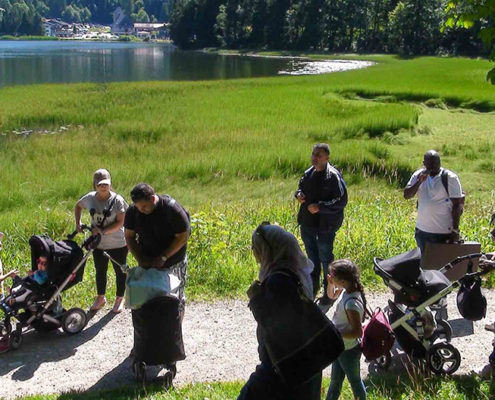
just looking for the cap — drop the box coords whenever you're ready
[93,169,111,187]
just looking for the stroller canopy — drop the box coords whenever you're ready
[29,235,85,290]
[374,248,422,286]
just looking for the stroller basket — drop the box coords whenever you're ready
[29,235,85,291]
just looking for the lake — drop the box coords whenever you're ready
[0,41,373,86]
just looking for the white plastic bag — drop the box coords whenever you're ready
[125,266,181,310]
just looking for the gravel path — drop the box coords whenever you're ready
[1,290,495,399]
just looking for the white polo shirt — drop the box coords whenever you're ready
[407,168,462,234]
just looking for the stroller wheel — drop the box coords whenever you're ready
[9,331,23,351]
[432,320,453,343]
[375,351,392,370]
[427,342,461,375]
[132,361,146,384]
[62,308,87,334]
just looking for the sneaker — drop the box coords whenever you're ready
[90,296,106,311]
[112,297,124,313]
[485,323,495,333]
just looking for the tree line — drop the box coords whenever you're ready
[169,0,489,56]
[0,0,172,35]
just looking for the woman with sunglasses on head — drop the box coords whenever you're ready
[74,169,128,313]
[325,259,367,400]
[238,222,323,400]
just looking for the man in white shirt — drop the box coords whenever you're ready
[404,150,464,254]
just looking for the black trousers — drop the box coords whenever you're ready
[93,246,128,297]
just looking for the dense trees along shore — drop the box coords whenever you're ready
[169,0,489,55]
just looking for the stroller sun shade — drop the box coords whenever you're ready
[374,248,422,286]
[29,235,85,290]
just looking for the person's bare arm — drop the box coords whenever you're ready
[93,212,125,236]
[342,309,363,339]
[74,202,84,232]
[404,171,427,199]
[450,198,463,241]
[151,231,190,268]
[125,228,152,267]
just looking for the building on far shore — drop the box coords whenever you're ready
[44,19,72,37]
[133,22,169,39]
[44,19,90,37]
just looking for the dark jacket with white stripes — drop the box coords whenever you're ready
[295,163,347,232]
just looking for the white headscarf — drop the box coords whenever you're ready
[252,223,314,299]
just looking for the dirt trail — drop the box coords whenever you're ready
[1,291,495,399]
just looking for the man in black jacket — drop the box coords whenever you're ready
[295,144,348,305]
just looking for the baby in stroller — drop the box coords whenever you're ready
[0,256,51,310]
[0,232,94,353]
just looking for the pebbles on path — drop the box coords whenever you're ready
[1,291,494,399]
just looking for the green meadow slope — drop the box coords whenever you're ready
[1,55,495,304]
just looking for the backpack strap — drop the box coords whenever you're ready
[98,193,118,228]
[441,169,449,197]
[344,296,372,322]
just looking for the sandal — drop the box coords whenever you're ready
[90,296,106,311]
[112,296,124,313]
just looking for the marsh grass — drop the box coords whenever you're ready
[1,55,495,306]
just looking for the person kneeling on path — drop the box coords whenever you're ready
[295,143,348,305]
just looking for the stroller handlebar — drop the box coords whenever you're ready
[67,225,101,250]
[67,224,92,240]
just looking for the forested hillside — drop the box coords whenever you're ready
[169,0,487,55]
[0,0,172,34]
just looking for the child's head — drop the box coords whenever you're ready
[37,256,48,271]
[330,259,361,290]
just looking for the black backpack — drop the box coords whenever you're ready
[457,275,486,321]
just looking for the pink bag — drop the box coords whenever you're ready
[361,308,395,361]
[345,298,395,361]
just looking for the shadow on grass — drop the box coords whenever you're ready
[57,381,170,400]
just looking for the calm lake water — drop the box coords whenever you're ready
[0,41,372,86]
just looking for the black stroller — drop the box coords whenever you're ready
[0,226,99,352]
[373,248,494,375]
[102,251,186,385]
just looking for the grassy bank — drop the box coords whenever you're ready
[1,55,495,306]
[15,374,495,399]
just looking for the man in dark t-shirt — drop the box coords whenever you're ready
[124,183,190,308]
[124,183,190,378]
[124,183,190,268]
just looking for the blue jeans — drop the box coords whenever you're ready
[415,228,451,255]
[300,225,336,297]
[326,345,366,400]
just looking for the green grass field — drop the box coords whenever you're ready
[1,55,495,303]
[16,374,495,399]
[2,53,495,400]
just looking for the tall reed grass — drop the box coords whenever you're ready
[1,55,495,304]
